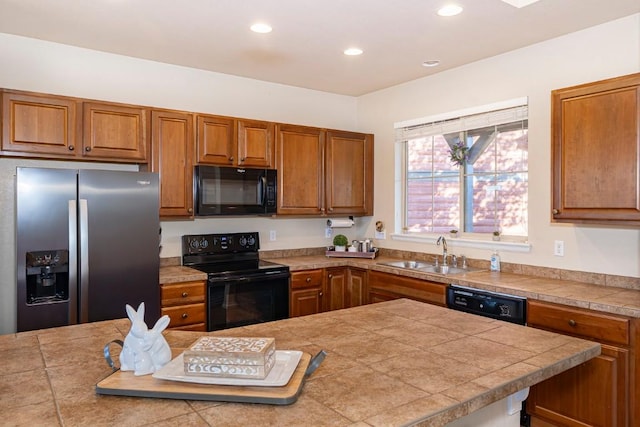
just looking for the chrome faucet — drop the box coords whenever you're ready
[436,236,448,266]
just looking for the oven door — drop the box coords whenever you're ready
[207,271,289,331]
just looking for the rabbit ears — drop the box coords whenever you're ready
[125,302,145,321]
[151,315,170,333]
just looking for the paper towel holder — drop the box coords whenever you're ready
[327,216,355,228]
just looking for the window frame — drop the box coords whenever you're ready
[393,98,531,252]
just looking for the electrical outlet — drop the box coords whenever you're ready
[554,240,564,256]
[325,227,332,239]
[269,230,276,241]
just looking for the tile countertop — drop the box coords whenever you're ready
[280,255,640,318]
[0,299,599,426]
[160,255,640,318]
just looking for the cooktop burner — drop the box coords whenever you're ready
[181,232,288,278]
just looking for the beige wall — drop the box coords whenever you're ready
[357,14,640,277]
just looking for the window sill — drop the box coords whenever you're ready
[390,233,531,253]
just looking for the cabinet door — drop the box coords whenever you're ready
[196,114,235,165]
[347,268,367,307]
[528,344,629,427]
[290,288,324,317]
[368,271,446,306]
[325,130,374,216]
[1,91,80,157]
[551,73,640,224]
[326,267,348,311]
[276,124,325,215]
[82,102,148,161]
[237,119,274,168]
[151,110,194,217]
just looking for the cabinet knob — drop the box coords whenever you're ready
[229,156,234,162]
[85,147,91,152]
[241,157,245,161]
[328,274,333,278]
[181,292,189,298]
[188,207,193,213]
[319,292,323,296]
[306,277,311,283]
[552,209,560,215]
[68,145,75,151]
[181,313,188,319]
[568,319,576,327]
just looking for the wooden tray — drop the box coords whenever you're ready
[325,248,378,259]
[96,351,311,405]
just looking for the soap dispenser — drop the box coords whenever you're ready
[490,250,501,272]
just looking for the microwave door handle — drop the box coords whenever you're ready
[259,175,266,206]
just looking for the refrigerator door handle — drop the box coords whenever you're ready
[68,200,78,324]
[79,199,89,323]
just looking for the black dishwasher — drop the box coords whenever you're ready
[446,284,527,325]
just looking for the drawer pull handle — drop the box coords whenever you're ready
[181,313,188,319]
[306,277,311,283]
[182,292,189,297]
[568,319,576,327]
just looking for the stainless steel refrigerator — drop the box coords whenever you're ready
[16,167,160,332]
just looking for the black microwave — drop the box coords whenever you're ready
[194,166,277,216]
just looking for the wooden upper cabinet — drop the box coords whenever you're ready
[196,114,235,165]
[151,110,194,218]
[325,130,374,216]
[196,115,273,168]
[551,72,640,225]
[1,91,80,157]
[276,124,325,215]
[82,102,148,162]
[237,119,274,168]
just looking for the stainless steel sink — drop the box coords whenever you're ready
[379,260,432,269]
[378,260,482,275]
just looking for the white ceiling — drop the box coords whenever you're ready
[0,0,638,96]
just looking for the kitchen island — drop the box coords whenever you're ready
[0,299,599,426]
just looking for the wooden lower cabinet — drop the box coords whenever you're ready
[290,269,324,317]
[527,299,635,427]
[160,280,206,331]
[367,271,447,306]
[326,267,367,311]
[290,267,368,317]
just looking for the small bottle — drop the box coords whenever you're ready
[490,250,501,272]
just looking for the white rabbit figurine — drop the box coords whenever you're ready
[119,302,171,376]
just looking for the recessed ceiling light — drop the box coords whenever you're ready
[422,60,440,67]
[344,48,363,56]
[500,0,540,7]
[437,4,463,17]
[250,23,272,34]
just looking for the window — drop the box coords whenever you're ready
[395,99,528,238]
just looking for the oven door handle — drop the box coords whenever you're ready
[208,271,290,285]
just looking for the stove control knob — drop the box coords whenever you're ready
[190,239,200,249]
[247,235,256,246]
[239,236,247,247]
[200,238,209,249]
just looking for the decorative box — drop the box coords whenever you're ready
[183,336,276,379]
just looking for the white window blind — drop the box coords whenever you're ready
[395,100,528,141]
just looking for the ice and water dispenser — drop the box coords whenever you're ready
[25,250,69,304]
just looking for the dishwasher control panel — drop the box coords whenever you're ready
[446,284,526,325]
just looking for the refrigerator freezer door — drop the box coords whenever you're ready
[78,170,160,325]
[16,167,77,332]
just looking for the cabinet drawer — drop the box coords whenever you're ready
[161,281,206,306]
[291,269,324,289]
[527,300,629,346]
[161,303,206,328]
